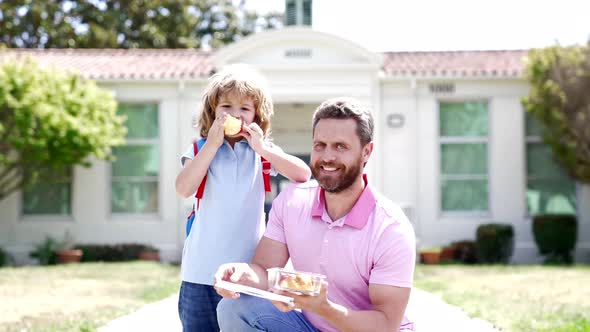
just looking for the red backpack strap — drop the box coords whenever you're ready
[193,140,207,210]
[261,156,271,193]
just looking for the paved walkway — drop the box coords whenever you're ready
[99,288,501,332]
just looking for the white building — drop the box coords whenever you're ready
[1,27,588,264]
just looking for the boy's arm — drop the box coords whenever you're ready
[175,116,226,198]
[175,140,219,198]
[258,143,311,183]
[242,123,311,183]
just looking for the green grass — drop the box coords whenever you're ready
[414,264,590,332]
[0,261,180,332]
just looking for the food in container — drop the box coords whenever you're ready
[267,268,326,296]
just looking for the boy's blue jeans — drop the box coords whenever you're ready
[216,294,320,332]
[178,281,222,332]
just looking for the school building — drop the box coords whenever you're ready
[0,26,588,264]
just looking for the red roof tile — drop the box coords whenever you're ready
[382,50,527,78]
[0,48,528,79]
[0,48,214,80]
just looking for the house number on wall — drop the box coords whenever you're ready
[429,83,455,94]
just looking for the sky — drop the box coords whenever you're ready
[245,0,589,52]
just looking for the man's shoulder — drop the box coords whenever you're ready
[283,179,320,192]
[275,180,319,206]
[372,191,412,229]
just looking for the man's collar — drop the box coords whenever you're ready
[311,174,376,229]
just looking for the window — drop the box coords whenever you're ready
[111,103,159,214]
[439,101,489,212]
[285,0,296,25]
[302,0,312,26]
[525,114,576,215]
[22,170,72,215]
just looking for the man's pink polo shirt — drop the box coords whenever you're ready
[264,178,416,332]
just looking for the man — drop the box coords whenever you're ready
[214,97,416,332]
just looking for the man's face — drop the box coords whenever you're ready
[311,118,372,193]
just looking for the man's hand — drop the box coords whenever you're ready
[270,280,330,314]
[213,263,260,299]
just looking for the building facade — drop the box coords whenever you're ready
[1,27,588,264]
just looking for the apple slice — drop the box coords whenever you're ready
[224,115,244,137]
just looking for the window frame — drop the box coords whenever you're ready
[109,102,162,219]
[437,99,491,217]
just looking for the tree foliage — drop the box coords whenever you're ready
[0,59,126,200]
[522,45,590,183]
[0,0,282,49]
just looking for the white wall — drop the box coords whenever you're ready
[0,81,207,264]
[379,78,589,263]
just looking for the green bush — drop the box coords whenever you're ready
[533,214,577,264]
[29,237,59,265]
[0,247,14,267]
[476,223,514,263]
[450,240,478,264]
[75,244,156,262]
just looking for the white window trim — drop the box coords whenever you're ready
[109,102,162,218]
[437,99,491,217]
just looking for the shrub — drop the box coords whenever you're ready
[75,244,155,262]
[532,214,577,264]
[450,240,478,264]
[0,247,10,267]
[29,237,59,265]
[476,223,514,263]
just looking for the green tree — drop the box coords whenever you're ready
[522,45,590,183]
[0,0,282,49]
[0,59,126,201]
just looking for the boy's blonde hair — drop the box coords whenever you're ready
[197,64,274,138]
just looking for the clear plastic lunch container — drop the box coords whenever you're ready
[267,268,326,296]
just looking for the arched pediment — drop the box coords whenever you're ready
[213,27,382,69]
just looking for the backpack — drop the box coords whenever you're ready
[185,138,271,236]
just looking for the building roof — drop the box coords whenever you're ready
[1,48,527,80]
[382,50,527,78]
[1,48,214,80]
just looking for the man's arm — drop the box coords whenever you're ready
[247,236,290,289]
[316,284,411,332]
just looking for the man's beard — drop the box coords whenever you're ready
[311,157,363,193]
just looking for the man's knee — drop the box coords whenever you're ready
[218,295,271,322]
[217,296,254,319]
[216,297,238,320]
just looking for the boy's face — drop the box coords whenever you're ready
[214,91,256,126]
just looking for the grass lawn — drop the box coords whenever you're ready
[414,264,590,332]
[0,261,180,332]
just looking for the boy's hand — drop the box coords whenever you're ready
[208,113,227,148]
[242,123,265,153]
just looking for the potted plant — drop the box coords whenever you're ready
[440,243,457,262]
[138,245,160,262]
[30,236,59,265]
[420,247,442,264]
[55,231,83,264]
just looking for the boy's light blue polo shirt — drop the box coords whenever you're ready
[180,139,274,285]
